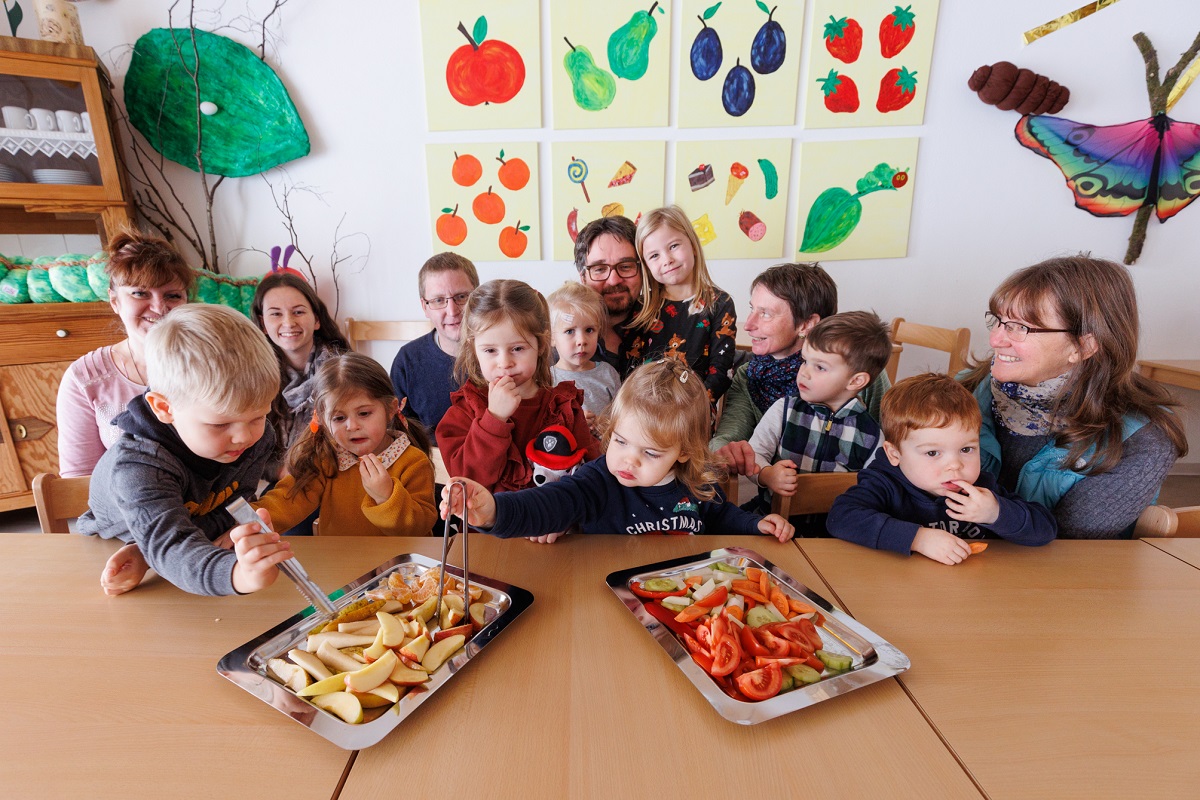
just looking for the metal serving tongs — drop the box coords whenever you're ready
[224,497,337,618]
[432,479,470,633]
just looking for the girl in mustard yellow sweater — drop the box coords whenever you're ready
[255,353,437,536]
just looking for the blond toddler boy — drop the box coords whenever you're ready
[547,282,621,427]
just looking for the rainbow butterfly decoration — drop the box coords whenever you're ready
[1015,112,1200,223]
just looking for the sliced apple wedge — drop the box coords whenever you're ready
[316,640,366,674]
[377,611,407,647]
[367,681,401,703]
[381,599,405,613]
[362,626,390,662]
[350,691,394,709]
[307,631,376,652]
[433,623,473,642]
[407,596,437,623]
[338,618,381,635]
[469,602,489,631]
[288,648,333,681]
[310,691,363,724]
[388,661,430,686]
[439,594,466,629]
[421,634,465,672]
[344,649,398,693]
[296,671,351,697]
[267,658,311,692]
[399,633,430,662]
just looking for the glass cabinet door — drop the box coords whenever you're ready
[0,73,98,187]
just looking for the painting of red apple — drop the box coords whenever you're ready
[446,16,526,107]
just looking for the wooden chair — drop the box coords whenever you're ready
[32,472,90,534]
[886,317,971,383]
[722,470,858,517]
[1133,504,1200,538]
[429,446,451,485]
[344,318,432,355]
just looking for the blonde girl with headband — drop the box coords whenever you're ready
[254,352,438,536]
[625,205,738,407]
[440,359,794,543]
[437,279,600,493]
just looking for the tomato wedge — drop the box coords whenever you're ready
[642,600,697,640]
[736,662,783,701]
[757,629,791,658]
[691,650,714,673]
[629,581,688,600]
[711,636,739,677]
[739,622,771,657]
[694,585,728,609]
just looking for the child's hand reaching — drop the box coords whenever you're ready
[359,453,394,505]
[440,477,497,528]
[487,376,523,423]
[758,513,795,542]
[101,542,150,596]
[230,507,293,594]
[759,459,799,496]
[912,527,973,565]
[526,531,565,544]
[944,481,1000,525]
[714,441,760,477]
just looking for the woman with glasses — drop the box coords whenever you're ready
[959,255,1186,538]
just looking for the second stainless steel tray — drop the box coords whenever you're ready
[218,552,533,749]
[606,546,909,725]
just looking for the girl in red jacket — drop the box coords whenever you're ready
[437,279,600,494]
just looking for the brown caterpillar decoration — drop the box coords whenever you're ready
[968,61,1070,115]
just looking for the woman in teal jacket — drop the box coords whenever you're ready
[959,255,1186,538]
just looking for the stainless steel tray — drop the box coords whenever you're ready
[606,546,909,725]
[218,553,534,749]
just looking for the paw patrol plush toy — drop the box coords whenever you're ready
[526,425,586,486]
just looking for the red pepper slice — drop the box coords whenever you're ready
[642,600,698,640]
[691,650,715,673]
[694,585,729,609]
[629,581,688,600]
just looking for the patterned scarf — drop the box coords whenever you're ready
[990,371,1068,436]
[280,343,336,448]
[746,350,805,412]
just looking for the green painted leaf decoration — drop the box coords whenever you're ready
[6,1,23,37]
[702,2,722,20]
[124,28,309,177]
[756,0,770,14]
[473,16,487,45]
[800,187,863,253]
[442,207,454,214]
[499,149,505,159]
[519,224,530,232]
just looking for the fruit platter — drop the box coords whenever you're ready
[218,553,533,749]
[606,547,909,724]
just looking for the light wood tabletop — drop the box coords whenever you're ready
[1137,359,1200,392]
[0,533,443,800]
[340,534,979,800]
[1142,536,1200,570]
[793,538,1200,798]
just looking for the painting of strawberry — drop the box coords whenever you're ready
[879,5,916,58]
[876,66,917,112]
[817,69,859,113]
[823,15,862,64]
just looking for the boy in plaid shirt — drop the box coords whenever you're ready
[746,311,892,513]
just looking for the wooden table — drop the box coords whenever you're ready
[340,534,979,799]
[1142,536,1200,570]
[0,534,443,800]
[794,538,1200,798]
[1138,359,1200,392]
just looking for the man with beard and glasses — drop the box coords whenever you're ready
[573,216,643,376]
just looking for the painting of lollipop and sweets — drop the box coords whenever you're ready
[674,139,792,259]
[551,142,666,260]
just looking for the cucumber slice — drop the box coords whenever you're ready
[785,664,822,685]
[745,606,777,628]
[779,673,795,692]
[816,650,853,672]
[712,561,741,574]
[642,577,678,593]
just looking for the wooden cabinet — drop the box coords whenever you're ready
[0,36,133,241]
[0,302,121,510]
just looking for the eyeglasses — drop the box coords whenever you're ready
[582,259,640,281]
[423,292,471,310]
[984,312,1075,342]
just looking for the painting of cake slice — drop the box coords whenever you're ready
[688,163,714,191]
[608,160,637,187]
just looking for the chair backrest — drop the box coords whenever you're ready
[721,470,858,517]
[429,446,451,486]
[1173,506,1200,538]
[344,318,432,354]
[1132,504,1178,538]
[32,472,90,534]
[886,317,971,383]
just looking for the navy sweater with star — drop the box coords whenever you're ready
[826,450,1056,555]
[486,456,764,538]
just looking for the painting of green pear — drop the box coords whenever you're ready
[607,1,663,81]
[564,37,617,111]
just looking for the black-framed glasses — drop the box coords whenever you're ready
[984,312,1074,342]
[582,259,640,281]
[423,292,471,310]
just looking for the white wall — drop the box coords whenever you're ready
[26,0,1200,464]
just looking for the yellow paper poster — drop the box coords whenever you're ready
[426,142,540,261]
[672,139,791,259]
[804,0,939,129]
[551,141,666,261]
[677,0,805,128]
[418,0,542,131]
[795,138,918,261]
[550,0,671,129]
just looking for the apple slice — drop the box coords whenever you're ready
[399,633,430,662]
[439,594,465,629]
[288,648,333,681]
[388,661,431,686]
[307,631,376,652]
[421,634,466,672]
[381,599,405,613]
[344,649,399,693]
[368,681,401,703]
[267,658,310,692]
[408,596,437,623]
[350,691,394,709]
[362,626,390,663]
[338,618,381,635]
[310,691,363,724]
[377,611,407,647]
[316,640,366,674]
[297,671,351,697]
[469,602,489,631]
[434,623,473,642]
